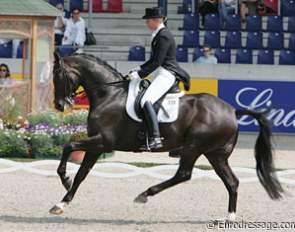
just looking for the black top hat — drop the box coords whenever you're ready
[142,7,165,19]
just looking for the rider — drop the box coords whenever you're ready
[128,7,190,151]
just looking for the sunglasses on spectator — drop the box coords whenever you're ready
[0,69,7,72]
[203,49,210,52]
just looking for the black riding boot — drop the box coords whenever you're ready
[140,101,163,151]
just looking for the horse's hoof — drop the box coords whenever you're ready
[134,194,148,203]
[49,203,66,215]
[63,177,72,191]
[215,212,236,224]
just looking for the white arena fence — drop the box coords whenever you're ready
[0,159,294,185]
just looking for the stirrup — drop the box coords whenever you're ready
[139,137,163,151]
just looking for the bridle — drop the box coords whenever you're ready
[54,58,80,107]
[54,58,129,108]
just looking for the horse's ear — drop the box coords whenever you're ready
[53,50,61,62]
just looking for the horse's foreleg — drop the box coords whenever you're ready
[57,144,73,191]
[50,152,99,214]
[134,153,200,203]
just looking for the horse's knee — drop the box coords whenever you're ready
[63,143,74,153]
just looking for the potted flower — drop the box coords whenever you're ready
[69,131,88,164]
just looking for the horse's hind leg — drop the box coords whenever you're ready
[205,148,239,222]
[50,151,99,214]
[134,150,200,203]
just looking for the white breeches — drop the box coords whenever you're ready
[140,67,176,108]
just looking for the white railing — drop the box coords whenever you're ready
[0,159,294,184]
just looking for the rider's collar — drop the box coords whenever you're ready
[151,23,165,41]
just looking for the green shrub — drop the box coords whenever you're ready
[27,110,61,127]
[63,109,88,125]
[0,129,30,158]
[28,132,62,158]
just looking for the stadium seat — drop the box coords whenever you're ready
[224,31,241,49]
[245,15,262,32]
[192,47,203,62]
[176,47,188,62]
[287,16,295,33]
[0,41,13,58]
[204,14,220,31]
[288,33,295,50]
[70,0,83,12]
[224,14,241,31]
[128,46,145,61]
[180,30,199,48]
[235,49,253,64]
[84,0,103,12]
[107,0,123,13]
[245,32,263,49]
[278,50,295,65]
[214,48,231,63]
[203,31,220,48]
[282,0,295,16]
[266,32,284,50]
[56,46,76,57]
[266,16,283,32]
[257,49,274,64]
[179,13,199,30]
[49,0,64,6]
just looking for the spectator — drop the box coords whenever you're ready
[0,63,13,85]
[54,3,68,46]
[62,8,86,47]
[240,0,259,24]
[198,0,219,26]
[219,0,237,29]
[194,45,218,64]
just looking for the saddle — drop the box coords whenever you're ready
[125,78,185,142]
[134,79,182,119]
[125,78,184,124]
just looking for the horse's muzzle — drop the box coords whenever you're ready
[54,99,65,112]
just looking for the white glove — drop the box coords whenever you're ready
[128,71,140,80]
[129,66,141,73]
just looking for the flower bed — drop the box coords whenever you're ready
[0,109,92,159]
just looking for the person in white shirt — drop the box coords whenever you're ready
[219,0,237,29]
[195,44,218,64]
[54,3,68,45]
[62,8,86,47]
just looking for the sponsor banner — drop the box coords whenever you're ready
[218,80,295,133]
[185,79,218,96]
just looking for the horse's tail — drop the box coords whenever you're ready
[236,109,283,200]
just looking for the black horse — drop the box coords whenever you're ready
[50,52,283,221]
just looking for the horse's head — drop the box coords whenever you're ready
[53,51,81,112]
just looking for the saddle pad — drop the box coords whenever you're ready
[125,79,184,123]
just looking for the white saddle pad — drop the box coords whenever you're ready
[125,79,184,123]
